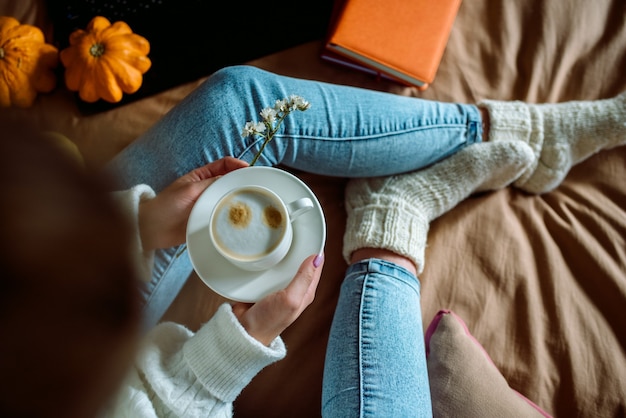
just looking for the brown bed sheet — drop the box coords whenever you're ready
[2,0,625,416]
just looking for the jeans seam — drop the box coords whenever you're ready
[358,272,367,418]
[277,122,472,142]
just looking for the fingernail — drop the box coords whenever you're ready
[313,253,324,268]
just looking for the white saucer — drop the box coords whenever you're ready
[186,166,326,302]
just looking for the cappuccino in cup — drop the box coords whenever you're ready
[211,187,286,260]
[209,185,313,271]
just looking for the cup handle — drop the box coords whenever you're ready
[287,197,314,222]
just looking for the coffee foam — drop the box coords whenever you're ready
[212,189,286,260]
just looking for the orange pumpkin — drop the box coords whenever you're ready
[60,16,151,103]
[0,16,58,108]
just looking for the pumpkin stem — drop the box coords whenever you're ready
[0,47,4,59]
[89,43,105,57]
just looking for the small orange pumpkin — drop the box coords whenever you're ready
[60,16,151,103]
[0,16,59,108]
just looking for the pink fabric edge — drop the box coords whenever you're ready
[424,309,553,418]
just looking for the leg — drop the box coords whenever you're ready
[105,65,484,192]
[343,141,534,271]
[322,140,534,416]
[105,65,485,327]
[322,258,431,417]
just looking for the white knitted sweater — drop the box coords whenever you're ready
[101,185,286,417]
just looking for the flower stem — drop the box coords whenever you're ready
[244,96,309,166]
[249,136,271,166]
[249,114,288,166]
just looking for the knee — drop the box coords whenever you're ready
[204,65,268,96]
[213,65,264,80]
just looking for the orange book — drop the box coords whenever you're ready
[324,0,462,89]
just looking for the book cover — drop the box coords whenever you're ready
[324,0,462,89]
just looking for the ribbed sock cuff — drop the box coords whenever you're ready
[478,100,544,186]
[479,100,532,142]
[343,198,429,274]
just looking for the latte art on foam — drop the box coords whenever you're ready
[263,205,283,228]
[228,202,252,228]
[212,189,286,260]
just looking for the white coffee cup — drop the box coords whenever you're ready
[209,185,314,271]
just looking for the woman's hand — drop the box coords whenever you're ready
[232,253,325,346]
[138,157,249,251]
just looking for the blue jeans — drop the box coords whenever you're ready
[105,65,482,327]
[322,260,432,417]
[105,65,480,414]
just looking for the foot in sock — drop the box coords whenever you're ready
[342,140,534,274]
[480,91,626,194]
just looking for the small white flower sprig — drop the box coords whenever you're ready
[242,95,311,166]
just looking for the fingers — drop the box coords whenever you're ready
[172,157,250,205]
[231,253,325,346]
[185,157,249,182]
[265,253,325,338]
[236,253,324,317]
[281,253,324,310]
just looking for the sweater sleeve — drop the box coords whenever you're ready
[101,303,286,418]
[110,185,156,283]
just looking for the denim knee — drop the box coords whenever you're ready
[205,65,270,97]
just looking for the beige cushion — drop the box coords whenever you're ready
[426,310,551,417]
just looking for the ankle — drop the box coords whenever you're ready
[479,107,490,142]
[351,248,418,276]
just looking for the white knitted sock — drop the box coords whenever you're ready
[480,92,626,193]
[343,140,534,273]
